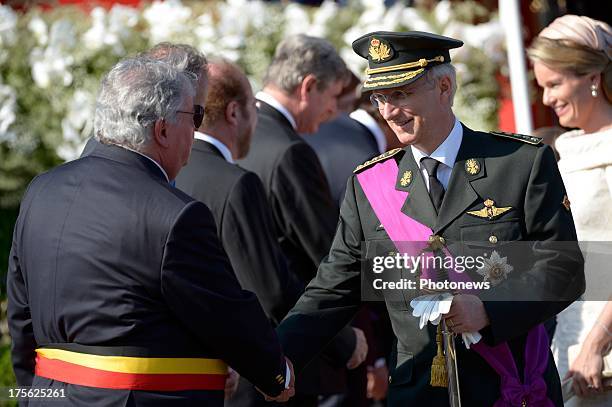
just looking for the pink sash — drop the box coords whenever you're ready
[356,159,553,407]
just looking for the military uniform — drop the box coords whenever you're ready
[276,31,585,407]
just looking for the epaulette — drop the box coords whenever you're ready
[491,131,542,145]
[353,148,402,173]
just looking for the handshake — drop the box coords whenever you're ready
[227,327,369,402]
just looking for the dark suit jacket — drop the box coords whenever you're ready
[238,101,356,396]
[238,101,339,283]
[277,125,585,407]
[306,113,380,206]
[7,142,287,406]
[175,139,303,325]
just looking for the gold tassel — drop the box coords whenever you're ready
[430,324,448,387]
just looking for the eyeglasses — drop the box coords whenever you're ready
[370,89,415,109]
[369,77,432,109]
[176,104,205,128]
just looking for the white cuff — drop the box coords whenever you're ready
[285,362,291,389]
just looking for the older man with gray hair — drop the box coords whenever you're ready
[7,56,294,406]
[238,34,367,407]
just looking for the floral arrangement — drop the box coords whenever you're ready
[0,0,505,208]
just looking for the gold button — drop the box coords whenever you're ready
[489,235,498,244]
[439,237,446,245]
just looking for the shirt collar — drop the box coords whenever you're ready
[256,91,297,130]
[410,117,462,169]
[121,145,170,182]
[349,108,387,154]
[194,131,234,163]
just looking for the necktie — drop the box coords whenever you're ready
[420,157,445,213]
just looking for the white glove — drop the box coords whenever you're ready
[410,294,482,348]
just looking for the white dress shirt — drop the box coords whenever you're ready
[195,131,234,163]
[349,108,387,154]
[256,91,297,130]
[410,118,462,191]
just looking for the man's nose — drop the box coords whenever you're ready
[380,102,399,120]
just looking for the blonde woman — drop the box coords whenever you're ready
[529,15,612,405]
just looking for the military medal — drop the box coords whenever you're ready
[477,250,513,286]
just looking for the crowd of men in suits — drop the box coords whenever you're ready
[7,29,585,407]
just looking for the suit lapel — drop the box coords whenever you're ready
[433,125,485,233]
[396,148,437,229]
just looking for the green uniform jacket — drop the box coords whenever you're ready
[277,124,585,407]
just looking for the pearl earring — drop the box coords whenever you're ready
[591,84,598,98]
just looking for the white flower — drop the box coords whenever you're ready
[83,7,108,51]
[83,5,139,55]
[28,16,48,46]
[401,8,433,32]
[143,0,193,45]
[283,3,311,36]
[49,19,77,51]
[310,1,338,37]
[0,83,17,139]
[0,5,18,47]
[59,89,96,161]
[30,39,75,89]
[340,47,366,77]
[434,0,452,27]
[0,5,17,63]
[107,4,139,33]
[384,3,405,30]
[476,250,513,286]
[194,13,216,45]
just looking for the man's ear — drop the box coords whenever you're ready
[298,74,318,101]
[226,100,240,126]
[153,118,170,148]
[438,75,452,103]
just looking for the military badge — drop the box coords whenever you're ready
[562,195,571,211]
[477,250,513,286]
[467,199,512,220]
[368,37,392,63]
[400,170,412,187]
[465,158,480,175]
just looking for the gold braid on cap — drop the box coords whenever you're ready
[365,55,445,75]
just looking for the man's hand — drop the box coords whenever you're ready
[444,294,489,333]
[366,364,389,400]
[259,357,295,402]
[224,367,240,400]
[346,327,368,369]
